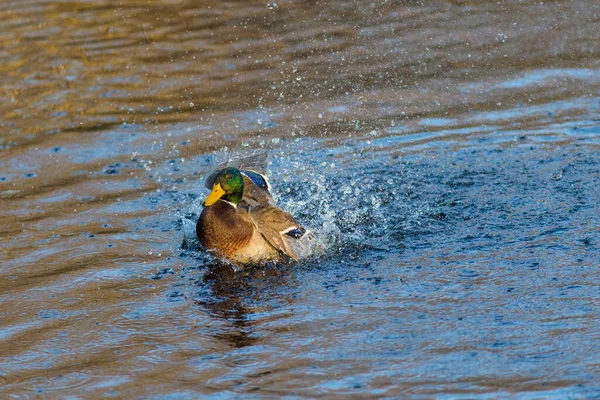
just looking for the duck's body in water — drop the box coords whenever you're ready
[196,153,317,267]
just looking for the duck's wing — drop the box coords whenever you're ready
[241,174,275,207]
[250,206,319,261]
[234,150,269,176]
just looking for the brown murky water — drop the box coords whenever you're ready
[2,0,600,397]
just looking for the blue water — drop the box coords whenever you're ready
[2,0,600,397]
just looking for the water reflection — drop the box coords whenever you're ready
[194,262,298,348]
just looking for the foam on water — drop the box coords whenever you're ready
[175,141,439,270]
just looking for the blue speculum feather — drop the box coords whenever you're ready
[242,170,269,189]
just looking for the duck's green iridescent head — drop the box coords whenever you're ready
[203,167,244,206]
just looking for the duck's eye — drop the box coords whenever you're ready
[226,174,233,180]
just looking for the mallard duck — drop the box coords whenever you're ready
[196,153,316,266]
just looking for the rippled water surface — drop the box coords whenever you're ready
[2,0,600,397]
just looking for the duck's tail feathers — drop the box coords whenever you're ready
[285,229,323,261]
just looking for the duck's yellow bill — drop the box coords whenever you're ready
[203,183,225,206]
